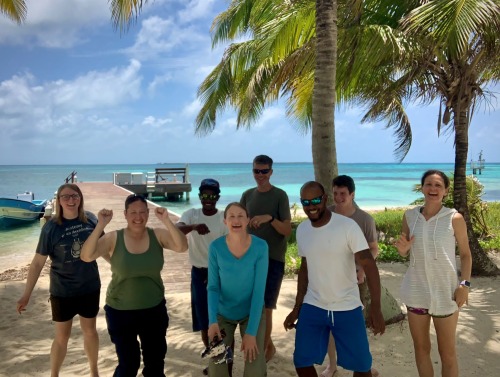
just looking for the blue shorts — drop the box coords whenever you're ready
[293,304,372,372]
[264,259,285,309]
[191,266,209,332]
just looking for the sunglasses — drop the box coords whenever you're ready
[199,193,219,200]
[59,194,80,201]
[300,196,323,206]
[253,168,271,175]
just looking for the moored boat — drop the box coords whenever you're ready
[0,192,48,228]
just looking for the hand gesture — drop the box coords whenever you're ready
[194,223,210,235]
[16,295,30,314]
[241,334,259,362]
[283,309,299,331]
[454,285,469,307]
[208,323,222,342]
[367,305,385,336]
[155,207,170,222]
[395,233,414,256]
[249,215,271,229]
[97,209,113,227]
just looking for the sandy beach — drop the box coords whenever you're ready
[1,255,499,377]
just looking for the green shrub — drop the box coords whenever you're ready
[284,202,500,274]
[371,209,405,241]
[377,243,408,263]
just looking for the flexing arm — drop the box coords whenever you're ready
[355,249,385,335]
[80,209,114,262]
[155,207,188,252]
[453,213,472,307]
[16,253,48,314]
[283,257,308,330]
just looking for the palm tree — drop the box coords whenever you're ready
[108,0,499,275]
[0,0,27,23]
[196,0,341,192]
[352,0,500,275]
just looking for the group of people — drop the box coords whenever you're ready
[15,157,472,377]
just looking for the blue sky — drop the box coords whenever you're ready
[0,0,498,165]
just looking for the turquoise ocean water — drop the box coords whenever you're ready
[1,163,499,270]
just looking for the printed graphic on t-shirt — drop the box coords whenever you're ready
[55,223,93,263]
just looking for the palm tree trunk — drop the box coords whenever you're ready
[454,110,499,276]
[312,0,338,200]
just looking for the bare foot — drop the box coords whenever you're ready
[320,365,337,377]
[371,367,380,377]
[265,343,276,362]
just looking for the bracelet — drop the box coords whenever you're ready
[269,215,275,223]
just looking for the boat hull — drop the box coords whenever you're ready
[0,198,48,228]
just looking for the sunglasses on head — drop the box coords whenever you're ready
[253,168,271,175]
[300,196,323,206]
[199,193,219,200]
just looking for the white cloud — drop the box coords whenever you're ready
[141,116,172,128]
[148,73,173,94]
[127,16,207,61]
[178,0,216,23]
[0,0,109,47]
[0,60,143,144]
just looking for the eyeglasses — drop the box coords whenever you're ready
[253,168,271,175]
[300,196,323,206]
[59,194,80,201]
[199,193,219,201]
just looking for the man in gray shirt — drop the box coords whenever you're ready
[240,154,292,362]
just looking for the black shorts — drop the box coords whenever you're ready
[264,259,285,309]
[50,290,100,322]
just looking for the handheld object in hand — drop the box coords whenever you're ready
[201,329,233,364]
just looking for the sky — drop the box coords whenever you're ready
[0,0,498,165]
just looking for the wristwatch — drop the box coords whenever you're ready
[460,280,471,288]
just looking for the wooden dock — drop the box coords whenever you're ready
[77,182,191,293]
[114,167,192,201]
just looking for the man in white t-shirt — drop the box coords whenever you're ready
[176,178,227,375]
[284,181,384,377]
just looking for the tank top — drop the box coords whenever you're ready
[106,228,165,310]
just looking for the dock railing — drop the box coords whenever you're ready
[155,166,189,183]
[64,171,78,183]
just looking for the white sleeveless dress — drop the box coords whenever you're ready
[400,206,459,316]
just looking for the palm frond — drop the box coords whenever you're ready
[1,0,27,23]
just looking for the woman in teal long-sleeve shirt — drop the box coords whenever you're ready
[207,202,269,377]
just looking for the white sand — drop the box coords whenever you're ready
[1,256,499,377]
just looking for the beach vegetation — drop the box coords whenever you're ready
[108,0,500,275]
[349,1,500,276]
[0,0,26,23]
[285,203,500,272]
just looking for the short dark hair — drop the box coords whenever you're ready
[224,202,249,219]
[332,175,355,194]
[253,155,273,168]
[421,170,450,189]
[300,181,325,196]
[125,194,147,210]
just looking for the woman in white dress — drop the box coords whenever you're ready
[395,170,472,377]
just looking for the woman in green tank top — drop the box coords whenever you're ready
[81,194,188,376]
